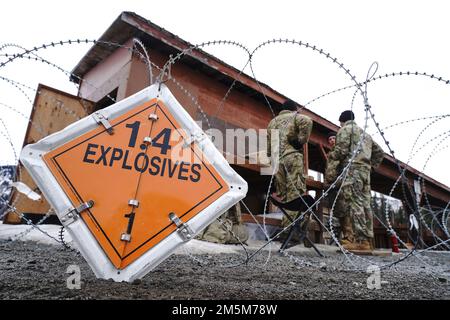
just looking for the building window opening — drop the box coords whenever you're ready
[94,88,118,112]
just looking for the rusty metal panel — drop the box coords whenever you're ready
[4,85,95,224]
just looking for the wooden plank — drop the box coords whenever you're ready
[342,249,393,256]
[303,143,309,175]
[241,213,281,227]
[242,213,322,233]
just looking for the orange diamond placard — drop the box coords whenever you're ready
[43,99,228,269]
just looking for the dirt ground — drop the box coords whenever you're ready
[0,240,449,300]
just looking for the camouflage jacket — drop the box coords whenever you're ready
[325,120,384,184]
[324,146,335,183]
[266,110,313,159]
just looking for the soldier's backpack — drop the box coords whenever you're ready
[196,202,249,244]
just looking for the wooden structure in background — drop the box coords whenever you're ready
[70,12,450,206]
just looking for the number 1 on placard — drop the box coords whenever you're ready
[125,121,140,148]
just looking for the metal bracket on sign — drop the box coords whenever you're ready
[120,233,132,242]
[168,212,194,241]
[128,199,139,207]
[183,132,205,149]
[60,200,94,226]
[92,112,114,135]
[143,137,152,146]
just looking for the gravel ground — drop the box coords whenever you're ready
[0,240,449,300]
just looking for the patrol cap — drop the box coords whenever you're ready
[282,99,298,111]
[338,110,355,122]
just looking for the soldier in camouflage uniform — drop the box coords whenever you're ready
[323,132,342,242]
[267,99,313,228]
[325,110,384,251]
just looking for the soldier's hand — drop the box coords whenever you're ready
[289,138,303,150]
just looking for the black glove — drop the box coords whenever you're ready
[289,137,303,151]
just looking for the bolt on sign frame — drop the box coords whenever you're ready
[20,84,248,282]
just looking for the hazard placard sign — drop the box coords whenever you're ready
[20,84,247,282]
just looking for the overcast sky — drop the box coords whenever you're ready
[1,0,449,188]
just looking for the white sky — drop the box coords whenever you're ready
[1,0,449,188]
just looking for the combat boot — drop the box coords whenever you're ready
[339,216,354,240]
[341,241,359,251]
[357,240,372,251]
[340,238,352,246]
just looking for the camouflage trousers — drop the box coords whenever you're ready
[334,167,374,241]
[325,189,343,235]
[274,152,307,228]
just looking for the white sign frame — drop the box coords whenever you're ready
[20,84,248,282]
